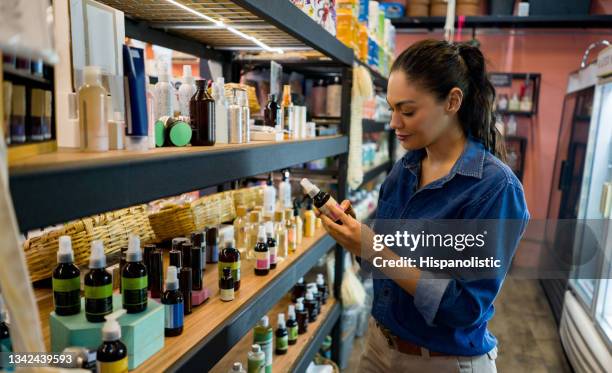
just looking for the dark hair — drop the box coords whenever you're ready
[391,39,506,161]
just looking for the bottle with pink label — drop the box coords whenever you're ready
[300,178,356,223]
[254,226,270,276]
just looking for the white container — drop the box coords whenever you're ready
[154,62,173,120]
[178,65,196,117]
[213,77,229,144]
[78,66,108,152]
[228,89,243,144]
[263,175,277,218]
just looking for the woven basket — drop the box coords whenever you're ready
[192,191,236,230]
[232,185,264,210]
[148,203,196,242]
[24,205,154,282]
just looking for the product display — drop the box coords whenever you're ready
[123,45,149,150]
[275,313,288,355]
[52,236,81,316]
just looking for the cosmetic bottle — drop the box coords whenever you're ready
[149,250,163,299]
[160,116,192,147]
[247,344,265,373]
[293,200,303,245]
[303,199,316,238]
[497,94,508,111]
[508,93,520,112]
[123,45,149,150]
[300,178,356,223]
[234,206,248,255]
[190,79,215,146]
[263,173,277,219]
[253,316,273,373]
[305,290,318,322]
[506,115,517,136]
[178,65,196,118]
[0,294,13,372]
[307,283,321,314]
[281,85,294,139]
[228,88,243,144]
[237,90,250,143]
[265,224,277,270]
[121,234,148,314]
[181,242,193,269]
[169,249,182,270]
[154,62,173,120]
[191,231,207,270]
[275,313,288,355]
[179,267,192,315]
[162,266,184,337]
[79,66,109,151]
[254,226,270,276]
[292,277,306,303]
[219,239,241,290]
[53,236,81,316]
[278,170,292,209]
[206,227,219,263]
[228,362,246,373]
[295,298,309,334]
[96,309,127,373]
[85,240,113,322]
[219,267,235,302]
[264,94,282,130]
[326,76,342,117]
[312,78,327,117]
[247,212,261,259]
[212,77,228,144]
[520,95,532,112]
[143,244,155,289]
[190,244,203,291]
[286,305,298,345]
[286,209,297,253]
[274,211,288,260]
[316,274,329,305]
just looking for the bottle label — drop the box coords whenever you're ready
[319,202,340,221]
[269,245,278,265]
[270,254,277,265]
[220,288,234,301]
[218,260,241,283]
[255,251,270,270]
[254,332,273,369]
[84,284,112,317]
[248,356,265,373]
[164,303,184,329]
[121,276,148,307]
[97,357,128,373]
[276,335,288,352]
[52,277,81,310]
[288,326,298,342]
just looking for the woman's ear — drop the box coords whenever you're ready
[446,87,463,114]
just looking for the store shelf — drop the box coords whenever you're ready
[9,136,348,231]
[359,160,392,189]
[362,119,390,133]
[2,65,51,85]
[36,229,336,371]
[391,15,612,29]
[212,298,340,373]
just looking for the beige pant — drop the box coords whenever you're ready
[358,318,497,373]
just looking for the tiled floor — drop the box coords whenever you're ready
[342,278,572,372]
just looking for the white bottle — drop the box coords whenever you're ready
[213,77,229,144]
[146,83,156,149]
[154,62,173,120]
[278,170,292,209]
[506,115,517,136]
[238,90,250,143]
[228,89,243,144]
[78,66,109,152]
[178,65,196,118]
[263,173,277,218]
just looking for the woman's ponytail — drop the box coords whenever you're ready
[391,40,507,161]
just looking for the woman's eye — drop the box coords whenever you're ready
[402,112,415,117]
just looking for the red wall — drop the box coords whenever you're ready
[395,29,612,218]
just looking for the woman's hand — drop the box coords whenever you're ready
[316,200,365,255]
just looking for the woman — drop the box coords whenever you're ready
[319,40,529,372]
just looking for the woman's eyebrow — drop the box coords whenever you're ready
[386,98,416,108]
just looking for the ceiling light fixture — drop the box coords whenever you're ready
[164,0,284,54]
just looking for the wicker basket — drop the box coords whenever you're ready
[24,205,154,282]
[192,191,236,230]
[232,185,264,210]
[148,203,196,242]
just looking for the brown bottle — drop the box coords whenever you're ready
[190,79,215,146]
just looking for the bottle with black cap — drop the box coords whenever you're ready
[191,231,206,270]
[179,267,192,315]
[121,234,148,313]
[206,227,219,263]
[219,239,240,290]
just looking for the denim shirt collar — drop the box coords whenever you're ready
[400,136,486,183]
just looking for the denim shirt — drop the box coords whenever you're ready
[372,136,529,356]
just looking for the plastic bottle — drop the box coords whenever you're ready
[305,290,318,322]
[286,305,298,345]
[300,178,356,223]
[219,267,235,302]
[506,115,517,136]
[316,274,329,305]
[228,88,243,144]
[234,206,248,255]
[274,211,288,260]
[275,313,288,355]
[253,316,273,373]
[293,200,303,245]
[0,294,13,372]
[53,235,81,316]
[121,234,148,314]
[295,298,309,334]
[307,283,321,314]
[263,173,277,219]
[303,199,316,238]
[228,362,246,373]
[254,226,270,276]
[247,344,265,373]
[219,239,241,290]
[213,77,228,144]
[191,231,207,270]
[247,213,261,260]
[178,65,196,118]
[154,62,173,120]
[281,85,294,139]
[265,224,277,270]
[78,66,108,151]
[292,277,306,303]
[237,90,250,143]
[179,267,192,315]
[96,309,128,373]
[85,240,113,322]
[206,227,219,263]
[162,266,184,337]
[285,209,297,253]
[190,79,216,146]
[278,169,292,209]
[311,78,327,117]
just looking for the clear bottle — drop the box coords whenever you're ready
[326,76,342,117]
[178,65,196,118]
[253,316,273,373]
[78,66,108,152]
[237,90,250,143]
[281,85,294,139]
[286,305,298,345]
[52,236,81,316]
[121,234,148,314]
[254,226,270,276]
[190,79,216,146]
[85,240,113,323]
[303,199,316,238]
[247,344,265,373]
[247,212,261,260]
[278,170,292,209]
[212,77,228,143]
[285,209,297,254]
[266,224,277,270]
[228,88,243,144]
[274,210,288,260]
[275,313,288,355]
[263,173,277,219]
[154,62,173,120]
[293,200,303,245]
[234,206,248,255]
[162,266,184,337]
[219,239,241,290]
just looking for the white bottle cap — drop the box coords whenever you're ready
[251,344,261,353]
[288,305,296,319]
[257,225,266,242]
[231,362,243,372]
[305,289,314,301]
[182,65,194,85]
[57,235,74,263]
[166,265,179,291]
[297,277,304,284]
[224,239,236,249]
[316,273,325,286]
[89,240,106,269]
[126,233,142,262]
[307,283,318,294]
[102,309,126,342]
[295,297,304,311]
[83,66,101,85]
[300,178,320,198]
[277,313,286,329]
[259,315,269,328]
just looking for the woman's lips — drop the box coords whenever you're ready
[396,133,411,141]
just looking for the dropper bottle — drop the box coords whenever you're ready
[300,178,356,223]
[53,235,81,316]
[162,266,184,336]
[85,240,113,322]
[96,309,128,372]
[254,225,270,276]
[121,234,148,313]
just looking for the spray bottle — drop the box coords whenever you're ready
[286,305,298,345]
[96,309,128,373]
[85,240,113,322]
[275,313,288,355]
[295,297,308,334]
[278,170,292,209]
[254,226,270,276]
[213,77,228,144]
[53,235,81,316]
[162,266,184,336]
[178,65,196,118]
[154,62,173,120]
[122,234,148,313]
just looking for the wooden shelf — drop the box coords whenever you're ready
[212,297,339,373]
[37,229,336,372]
[10,135,348,232]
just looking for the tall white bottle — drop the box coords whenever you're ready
[278,169,292,209]
[78,66,108,152]
[263,173,277,218]
[178,65,196,118]
[213,77,228,144]
[154,62,173,121]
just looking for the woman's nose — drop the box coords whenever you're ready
[389,112,403,130]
